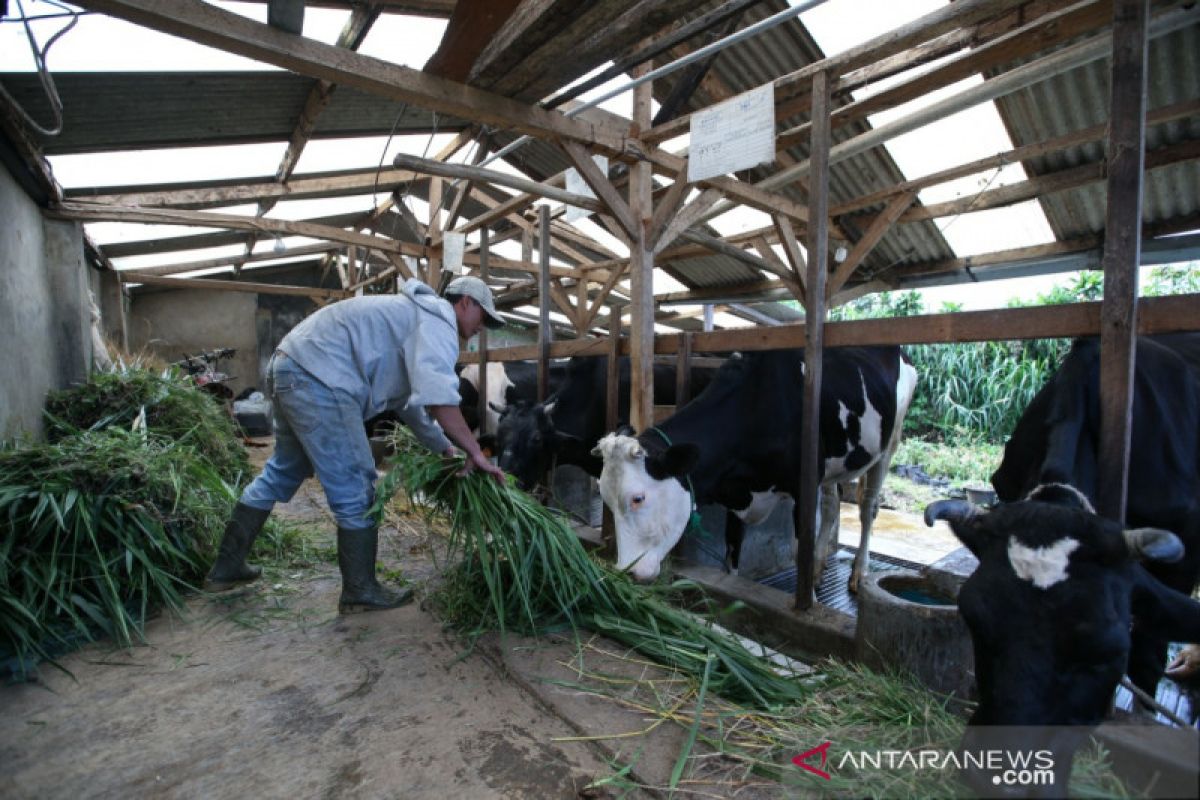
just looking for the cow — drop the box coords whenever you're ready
[489,355,719,491]
[925,485,1200,796]
[991,334,1200,699]
[591,347,918,593]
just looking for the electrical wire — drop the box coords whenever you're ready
[0,0,82,137]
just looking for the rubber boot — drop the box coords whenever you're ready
[337,526,413,614]
[204,501,271,591]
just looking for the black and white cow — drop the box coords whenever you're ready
[991,334,1200,697]
[457,361,567,436]
[490,356,719,491]
[591,347,917,590]
[926,485,1200,795]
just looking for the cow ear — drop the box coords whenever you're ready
[488,401,505,414]
[660,443,699,478]
[1124,528,1184,563]
[539,400,557,417]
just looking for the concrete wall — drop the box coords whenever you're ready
[0,165,91,441]
[128,288,260,397]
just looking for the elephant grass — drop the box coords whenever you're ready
[370,427,810,710]
[0,429,233,676]
[44,362,250,486]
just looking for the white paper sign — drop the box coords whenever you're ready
[688,83,775,182]
[442,232,466,274]
[563,155,608,222]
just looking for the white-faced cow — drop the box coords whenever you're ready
[991,334,1200,699]
[926,484,1200,795]
[490,356,719,491]
[592,347,917,592]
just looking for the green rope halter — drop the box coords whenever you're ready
[647,426,708,538]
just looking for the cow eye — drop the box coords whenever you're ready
[630,493,646,509]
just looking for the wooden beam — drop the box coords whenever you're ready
[795,69,831,612]
[561,140,639,240]
[579,261,629,334]
[51,201,424,256]
[120,242,342,276]
[648,164,693,248]
[392,153,605,214]
[1097,0,1148,522]
[653,187,723,253]
[455,294,1200,364]
[477,226,490,432]
[826,191,916,298]
[537,205,553,402]
[120,271,349,301]
[771,214,809,303]
[72,0,630,152]
[630,64,655,433]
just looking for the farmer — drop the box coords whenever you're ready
[205,276,506,612]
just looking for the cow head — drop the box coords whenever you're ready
[593,432,699,582]
[493,398,580,490]
[925,483,1186,791]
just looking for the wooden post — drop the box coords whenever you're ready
[602,304,622,557]
[795,69,831,611]
[537,204,552,402]
[477,227,490,433]
[675,331,692,406]
[1097,0,1148,522]
[629,64,655,433]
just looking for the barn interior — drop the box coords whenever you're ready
[3,0,1200,795]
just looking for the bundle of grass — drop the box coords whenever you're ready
[44,363,249,485]
[0,428,232,676]
[371,427,809,710]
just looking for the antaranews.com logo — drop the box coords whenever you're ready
[793,741,1055,790]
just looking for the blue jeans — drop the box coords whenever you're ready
[240,352,377,530]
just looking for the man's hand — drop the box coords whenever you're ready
[442,445,460,458]
[457,449,505,484]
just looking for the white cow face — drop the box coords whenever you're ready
[593,433,696,582]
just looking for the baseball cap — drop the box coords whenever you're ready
[445,275,505,329]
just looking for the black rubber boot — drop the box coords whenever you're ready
[337,526,413,614]
[204,502,271,591]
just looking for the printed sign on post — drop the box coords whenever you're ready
[442,232,466,274]
[688,83,776,182]
[563,155,608,223]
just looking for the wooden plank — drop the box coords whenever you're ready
[1097,0,1148,523]
[72,0,629,151]
[538,205,553,403]
[392,153,604,214]
[675,331,692,406]
[561,140,638,240]
[602,304,622,558]
[826,191,915,298]
[119,271,349,300]
[653,187,723,253]
[771,214,809,302]
[579,261,629,333]
[629,65,656,433]
[124,241,341,276]
[477,227,490,434]
[648,161,692,248]
[455,295,1200,363]
[51,201,424,256]
[795,69,831,612]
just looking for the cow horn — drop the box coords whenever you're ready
[1124,527,1184,563]
[924,499,979,527]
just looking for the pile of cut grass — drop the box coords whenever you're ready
[44,363,249,485]
[371,427,810,710]
[0,428,234,676]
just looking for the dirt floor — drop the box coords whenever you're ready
[0,443,663,800]
[0,441,963,800]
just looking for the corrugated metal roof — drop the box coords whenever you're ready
[0,71,464,155]
[990,21,1200,240]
